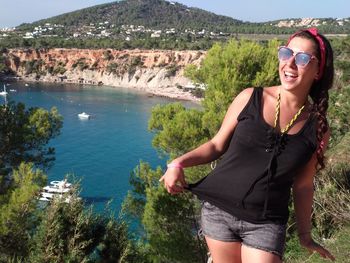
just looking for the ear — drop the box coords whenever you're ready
[314,71,320,80]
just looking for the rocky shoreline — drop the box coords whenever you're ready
[1,48,206,102]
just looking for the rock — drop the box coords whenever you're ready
[3,48,206,102]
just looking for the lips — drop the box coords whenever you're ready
[284,71,298,78]
[283,71,298,81]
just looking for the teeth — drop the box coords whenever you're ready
[285,72,297,77]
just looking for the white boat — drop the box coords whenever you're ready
[9,89,17,92]
[78,112,90,119]
[0,85,8,96]
[39,179,74,203]
[42,180,72,194]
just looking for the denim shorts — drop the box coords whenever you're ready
[201,201,286,258]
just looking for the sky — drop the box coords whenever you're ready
[0,0,349,28]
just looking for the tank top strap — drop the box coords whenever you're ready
[237,87,263,121]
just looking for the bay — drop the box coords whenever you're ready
[0,82,196,212]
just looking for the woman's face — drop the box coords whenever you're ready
[279,36,319,93]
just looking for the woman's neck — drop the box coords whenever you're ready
[278,85,310,111]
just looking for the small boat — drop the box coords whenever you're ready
[38,179,74,203]
[25,83,29,87]
[78,112,90,119]
[0,84,8,96]
[42,180,72,194]
[9,89,17,92]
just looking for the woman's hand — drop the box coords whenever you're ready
[299,235,335,261]
[159,167,187,195]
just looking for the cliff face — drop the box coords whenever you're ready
[3,48,206,101]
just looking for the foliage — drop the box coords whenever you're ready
[312,161,350,237]
[164,64,179,78]
[143,187,205,263]
[284,224,350,262]
[0,163,46,261]
[29,189,135,263]
[185,39,280,135]
[122,162,161,234]
[21,59,45,75]
[0,35,216,51]
[0,164,135,262]
[16,0,242,34]
[72,58,89,71]
[102,50,114,61]
[0,102,63,175]
[327,85,350,147]
[148,103,208,157]
[310,132,350,236]
[122,161,207,263]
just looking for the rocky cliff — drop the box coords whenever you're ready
[3,48,206,101]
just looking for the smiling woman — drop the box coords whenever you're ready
[160,28,336,263]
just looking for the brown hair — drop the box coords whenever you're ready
[290,29,334,170]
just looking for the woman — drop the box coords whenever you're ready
[160,28,335,262]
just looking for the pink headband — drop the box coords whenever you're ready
[287,27,326,79]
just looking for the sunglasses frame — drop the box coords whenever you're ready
[278,46,318,67]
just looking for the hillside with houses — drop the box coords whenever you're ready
[0,0,349,48]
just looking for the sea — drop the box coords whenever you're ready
[0,81,197,213]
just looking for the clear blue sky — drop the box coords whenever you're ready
[0,0,349,28]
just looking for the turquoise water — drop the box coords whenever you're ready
[0,82,195,212]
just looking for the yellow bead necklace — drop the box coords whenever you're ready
[273,92,305,134]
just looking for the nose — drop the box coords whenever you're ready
[285,55,297,68]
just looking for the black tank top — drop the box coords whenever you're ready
[188,87,317,224]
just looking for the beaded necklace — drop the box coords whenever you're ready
[273,92,305,134]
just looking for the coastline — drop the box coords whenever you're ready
[1,48,206,103]
[2,76,203,103]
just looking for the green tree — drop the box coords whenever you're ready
[185,39,280,135]
[123,161,207,263]
[0,102,63,177]
[0,163,46,261]
[148,103,208,157]
[30,187,136,263]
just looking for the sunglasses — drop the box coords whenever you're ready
[278,46,318,67]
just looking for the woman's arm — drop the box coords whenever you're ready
[172,87,254,167]
[292,130,335,261]
[159,87,254,194]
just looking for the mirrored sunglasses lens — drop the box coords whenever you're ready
[295,53,311,67]
[278,47,293,61]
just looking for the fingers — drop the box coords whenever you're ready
[159,171,187,195]
[178,176,188,188]
[165,184,184,195]
[305,241,336,261]
[314,246,336,261]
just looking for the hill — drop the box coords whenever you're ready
[1,0,348,51]
[16,0,242,33]
[14,0,350,35]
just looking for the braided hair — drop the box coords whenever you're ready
[289,30,334,170]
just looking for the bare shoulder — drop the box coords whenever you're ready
[262,86,279,98]
[232,87,255,106]
[260,86,280,106]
